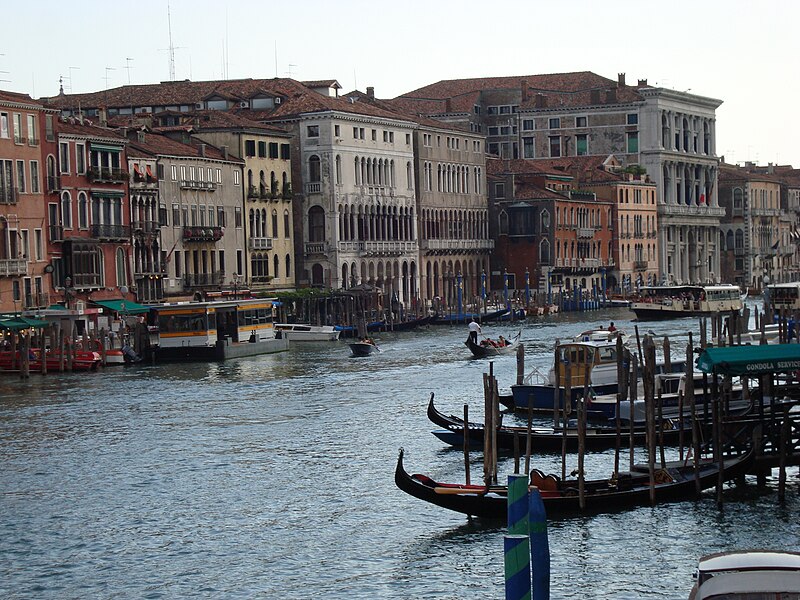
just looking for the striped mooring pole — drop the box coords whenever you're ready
[505,474,531,600]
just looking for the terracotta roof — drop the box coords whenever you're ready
[0,90,43,106]
[395,71,644,114]
[302,80,342,89]
[343,90,470,134]
[125,131,242,163]
[719,163,784,184]
[56,118,127,141]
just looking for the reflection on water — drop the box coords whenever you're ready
[1,306,798,598]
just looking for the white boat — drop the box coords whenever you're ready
[572,327,629,345]
[713,323,781,346]
[274,323,340,342]
[688,550,800,599]
[630,284,743,320]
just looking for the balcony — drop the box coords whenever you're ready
[249,237,273,250]
[23,292,50,310]
[577,227,594,239]
[0,258,28,276]
[49,225,64,242]
[661,203,726,218]
[90,224,131,240]
[305,182,322,194]
[27,137,39,147]
[70,272,102,288]
[733,247,745,256]
[132,220,160,234]
[337,240,418,255]
[46,175,61,193]
[419,238,495,252]
[183,226,224,242]
[185,271,224,288]
[0,186,17,204]
[180,180,216,191]
[247,185,260,200]
[88,167,127,183]
[305,242,327,255]
[634,260,648,271]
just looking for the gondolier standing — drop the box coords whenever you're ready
[468,318,481,344]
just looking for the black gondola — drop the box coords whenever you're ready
[394,448,754,519]
[464,331,521,358]
[426,394,687,452]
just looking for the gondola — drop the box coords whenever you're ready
[394,447,754,519]
[464,331,521,358]
[349,341,380,357]
[426,394,686,452]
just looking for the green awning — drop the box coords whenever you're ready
[92,299,151,315]
[0,316,50,330]
[89,143,122,152]
[697,344,800,376]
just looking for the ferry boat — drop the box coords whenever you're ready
[274,323,340,342]
[147,298,288,362]
[629,284,743,320]
[765,281,800,312]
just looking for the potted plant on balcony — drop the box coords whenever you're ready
[282,182,292,199]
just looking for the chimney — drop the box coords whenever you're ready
[520,79,528,102]
[98,108,107,126]
[617,73,626,87]
[535,93,547,108]
[638,79,648,87]
[366,86,374,100]
[221,145,228,160]
[198,143,206,157]
[590,89,601,105]
[137,131,145,143]
[605,88,617,103]
[445,98,452,113]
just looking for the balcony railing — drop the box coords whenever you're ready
[70,272,102,288]
[183,226,224,242]
[733,247,745,256]
[249,237,273,250]
[419,238,495,251]
[27,137,39,146]
[185,271,224,288]
[305,242,326,254]
[181,180,217,191]
[0,186,17,204]
[337,240,418,254]
[0,258,28,276]
[49,225,64,242]
[88,167,127,183]
[46,175,61,193]
[247,185,260,200]
[23,292,50,309]
[90,224,131,240]
[305,182,321,194]
[577,227,594,239]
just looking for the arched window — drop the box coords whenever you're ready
[274,254,279,279]
[308,206,325,242]
[498,210,509,235]
[540,239,550,264]
[272,209,279,238]
[335,155,342,184]
[725,230,733,251]
[284,210,290,238]
[309,155,321,182]
[116,247,128,287]
[285,254,291,279]
[78,192,88,229]
[735,229,744,249]
[61,191,72,229]
[406,161,413,189]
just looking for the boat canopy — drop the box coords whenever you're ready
[697,344,800,376]
[92,298,151,315]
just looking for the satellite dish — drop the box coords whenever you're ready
[119,285,129,295]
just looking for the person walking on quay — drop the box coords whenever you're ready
[468,318,481,344]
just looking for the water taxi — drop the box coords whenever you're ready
[688,550,800,600]
[765,281,800,312]
[630,284,743,320]
[148,298,288,362]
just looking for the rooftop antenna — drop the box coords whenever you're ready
[168,1,176,80]
[353,69,357,92]
[286,64,296,78]
[274,40,278,78]
[104,66,115,89]
[67,66,80,92]
[125,58,134,85]
[225,6,229,80]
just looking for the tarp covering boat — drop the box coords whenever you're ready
[697,343,800,376]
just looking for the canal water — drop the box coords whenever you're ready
[1,304,798,599]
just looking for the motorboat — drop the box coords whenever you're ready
[274,323,340,341]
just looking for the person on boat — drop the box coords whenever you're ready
[467,318,481,344]
[608,322,616,332]
[498,335,507,347]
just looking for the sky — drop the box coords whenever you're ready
[2,0,798,168]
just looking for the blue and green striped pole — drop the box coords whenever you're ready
[529,487,550,599]
[505,474,531,600]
